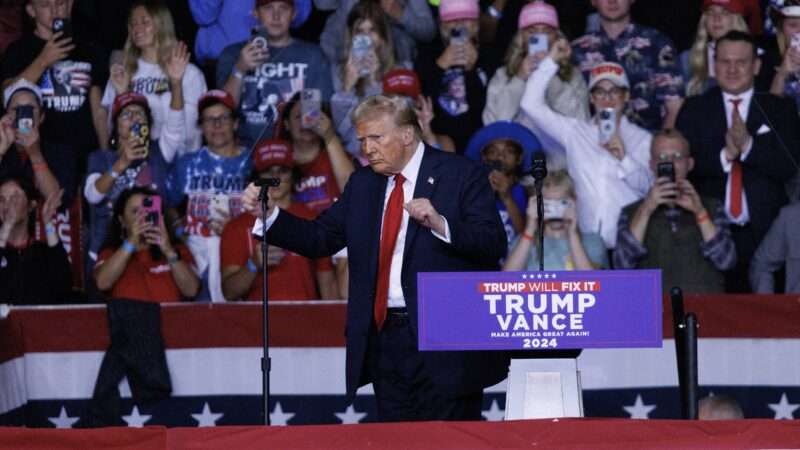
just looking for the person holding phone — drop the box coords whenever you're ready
[84,92,184,281]
[0,175,70,305]
[217,0,333,147]
[520,39,652,249]
[503,170,608,272]
[0,0,108,175]
[614,129,735,293]
[765,3,800,109]
[99,1,207,159]
[0,80,61,202]
[331,2,399,158]
[483,1,590,171]
[94,186,199,302]
[414,0,488,152]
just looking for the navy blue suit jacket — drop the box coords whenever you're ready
[265,145,510,401]
[676,87,800,242]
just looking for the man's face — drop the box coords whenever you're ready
[200,104,237,150]
[650,136,694,181]
[255,1,295,40]
[591,0,633,22]
[482,140,522,174]
[26,0,69,34]
[714,40,760,95]
[590,79,628,116]
[7,91,43,132]
[356,113,413,176]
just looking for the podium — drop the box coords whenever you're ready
[417,270,662,420]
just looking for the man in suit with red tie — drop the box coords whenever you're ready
[242,94,509,421]
[676,30,800,293]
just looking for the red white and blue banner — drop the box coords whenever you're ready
[2,297,800,428]
[417,270,662,350]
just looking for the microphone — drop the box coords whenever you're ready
[254,178,281,187]
[530,152,548,186]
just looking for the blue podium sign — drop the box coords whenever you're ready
[417,270,662,351]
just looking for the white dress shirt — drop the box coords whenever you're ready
[252,141,450,307]
[719,89,754,224]
[520,57,653,248]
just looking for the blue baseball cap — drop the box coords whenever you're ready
[465,121,542,172]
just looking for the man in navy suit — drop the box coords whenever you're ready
[676,30,800,293]
[242,95,509,421]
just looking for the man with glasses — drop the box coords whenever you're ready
[613,129,736,293]
[165,90,253,302]
[520,39,652,250]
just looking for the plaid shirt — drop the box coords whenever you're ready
[572,23,685,131]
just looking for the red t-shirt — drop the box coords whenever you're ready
[96,245,195,303]
[293,150,341,214]
[220,204,333,301]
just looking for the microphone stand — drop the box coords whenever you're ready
[530,154,548,271]
[256,177,280,426]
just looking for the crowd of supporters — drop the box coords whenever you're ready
[2,0,800,305]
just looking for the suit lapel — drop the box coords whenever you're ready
[402,147,440,260]
[713,89,728,135]
[745,93,763,137]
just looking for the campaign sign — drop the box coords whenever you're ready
[417,270,662,351]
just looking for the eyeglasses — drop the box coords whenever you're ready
[657,151,688,162]
[591,87,625,99]
[119,110,147,120]
[202,113,233,127]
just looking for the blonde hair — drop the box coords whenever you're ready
[352,94,421,138]
[340,2,396,96]
[687,11,748,96]
[122,1,178,79]
[505,28,572,82]
[542,170,576,199]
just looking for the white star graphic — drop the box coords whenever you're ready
[122,406,152,428]
[270,402,295,426]
[768,393,800,419]
[623,394,656,419]
[48,406,79,429]
[481,399,505,422]
[335,405,367,424]
[522,274,527,279]
[537,274,542,279]
[191,402,223,427]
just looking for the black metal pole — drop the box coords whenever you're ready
[685,313,699,420]
[670,287,689,419]
[259,186,272,426]
[536,187,545,271]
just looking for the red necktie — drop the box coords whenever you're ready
[374,174,405,331]
[729,99,743,219]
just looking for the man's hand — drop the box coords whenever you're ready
[236,41,268,73]
[242,182,275,219]
[642,176,679,213]
[404,198,445,235]
[725,108,750,161]
[675,179,704,214]
[36,32,74,68]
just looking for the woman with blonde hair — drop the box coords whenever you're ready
[482,1,588,170]
[681,0,750,97]
[100,0,207,157]
[765,2,800,108]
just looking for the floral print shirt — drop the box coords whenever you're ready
[572,23,685,131]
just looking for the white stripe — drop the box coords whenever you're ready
[3,339,800,414]
[0,357,26,413]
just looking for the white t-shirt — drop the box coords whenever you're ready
[102,58,207,159]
